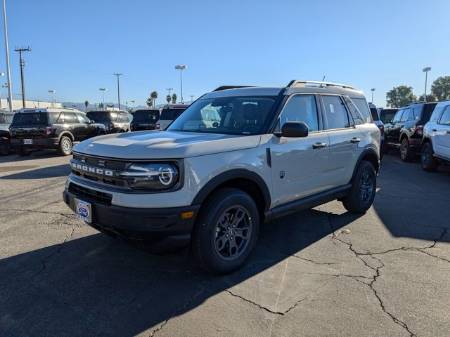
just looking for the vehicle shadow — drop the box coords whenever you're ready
[0,208,358,337]
[0,163,70,179]
[0,150,62,163]
[373,154,450,242]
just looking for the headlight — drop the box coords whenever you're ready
[120,163,179,190]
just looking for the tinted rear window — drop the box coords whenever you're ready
[86,111,112,122]
[12,112,49,126]
[351,98,372,123]
[421,104,437,123]
[0,114,13,124]
[133,110,159,122]
[160,108,186,120]
[380,109,397,123]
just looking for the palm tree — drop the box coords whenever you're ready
[166,94,171,104]
[84,100,89,111]
[146,97,153,108]
[171,93,177,104]
[150,91,158,107]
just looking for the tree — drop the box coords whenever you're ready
[166,94,171,104]
[171,93,177,104]
[386,86,417,108]
[431,76,450,101]
[418,94,437,102]
[84,100,89,111]
[146,97,153,108]
[98,102,104,109]
[150,91,158,107]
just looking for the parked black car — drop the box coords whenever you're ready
[384,102,437,161]
[10,108,106,156]
[379,108,398,124]
[368,103,385,158]
[0,111,14,155]
[86,110,131,133]
[156,104,190,130]
[130,109,159,131]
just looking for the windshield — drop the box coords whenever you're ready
[86,111,113,123]
[133,110,159,122]
[11,112,49,127]
[168,96,277,135]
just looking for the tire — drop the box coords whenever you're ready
[59,136,73,156]
[18,147,31,156]
[400,137,413,162]
[342,161,377,214]
[421,142,438,171]
[191,188,260,274]
[0,142,9,156]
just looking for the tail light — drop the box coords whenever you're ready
[155,123,160,130]
[45,127,55,136]
[414,125,423,136]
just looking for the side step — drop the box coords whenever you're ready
[265,184,351,222]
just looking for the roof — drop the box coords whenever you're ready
[204,80,365,99]
[17,107,83,114]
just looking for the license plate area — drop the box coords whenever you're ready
[23,139,33,145]
[74,198,92,223]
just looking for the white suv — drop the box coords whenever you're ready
[63,81,380,274]
[421,100,450,171]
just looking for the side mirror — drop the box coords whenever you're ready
[278,121,309,138]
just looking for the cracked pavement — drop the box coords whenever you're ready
[0,151,449,337]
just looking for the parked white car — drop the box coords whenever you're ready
[421,100,450,170]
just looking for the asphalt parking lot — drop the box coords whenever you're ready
[0,151,449,337]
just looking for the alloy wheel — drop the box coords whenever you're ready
[360,170,374,203]
[214,205,252,260]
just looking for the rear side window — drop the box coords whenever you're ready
[160,108,186,120]
[392,110,403,123]
[421,104,437,123]
[278,94,319,131]
[351,97,372,123]
[321,95,350,129]
[344,97,365,125]
[64,112,77,124]
[439,106,450,125]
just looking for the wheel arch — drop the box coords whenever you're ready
[58,131,74,142]
[350,147,380,183]
[191,169,271,218]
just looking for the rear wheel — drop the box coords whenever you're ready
[400,137,413,162]
[59,136,73,156]
[342,161,376,214]
[191,188,260,274]
[421,142,438,171]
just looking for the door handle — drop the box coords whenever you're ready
[432,129,437,132]
[350,137,361,143]
[312,142,327,149]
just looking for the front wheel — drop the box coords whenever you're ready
[191,188,260,274]
[59,136,73,156]
[421,142,438,171]
[342,161,376,214]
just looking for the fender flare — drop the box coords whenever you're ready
[350,147,380,182]
[191,169,271,211]
[58,131,74,142]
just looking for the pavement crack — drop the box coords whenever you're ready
[327,214,418,337]
[291,255,337,265]
[225,289,285,315]
[0,208,75,219]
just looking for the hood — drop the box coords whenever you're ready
[0,124,10,132]
[74,130,261,159]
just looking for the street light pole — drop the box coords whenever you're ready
[175,65,186,103]
[99,88,107,110]
[422,67,431,102]
[14,47,31,108]
[370,88,375,103]
[2,0,12,112]
[166,88,173,96]
[48,89,55,107]
[113,73,122,110]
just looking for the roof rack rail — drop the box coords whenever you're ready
[287,80,355,90]
[213,85,254,92]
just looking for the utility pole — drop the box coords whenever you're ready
[113,73,122,110]
[2,0,13,112]
[422,67,431,102]
[14,47,31,108]
[166,88,173,96]
[371,88,375,103]
[174,64,186,103]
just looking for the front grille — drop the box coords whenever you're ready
[73,153,128,170]
[68,183,112,205]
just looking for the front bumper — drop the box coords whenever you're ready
[11,137,59,149]
[63,188,200,240]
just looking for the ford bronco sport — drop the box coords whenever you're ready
[64,81,380,274]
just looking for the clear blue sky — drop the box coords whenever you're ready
[1,0,449,107]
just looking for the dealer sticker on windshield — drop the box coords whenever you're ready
[75,199,92,223]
